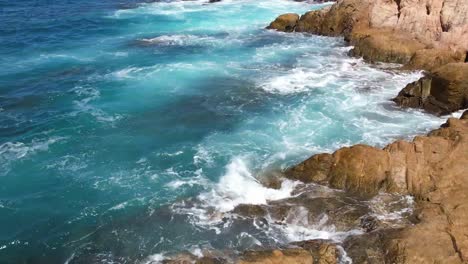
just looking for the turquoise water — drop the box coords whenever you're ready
[0,0,445,263]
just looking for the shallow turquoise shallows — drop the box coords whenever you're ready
[0,0,445,263]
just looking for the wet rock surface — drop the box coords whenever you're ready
[393,63,468,115]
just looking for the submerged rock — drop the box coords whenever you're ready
[232,204,267,218]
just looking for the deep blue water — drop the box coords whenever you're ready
[0,0,445,263]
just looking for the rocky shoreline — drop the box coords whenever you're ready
[266,0,468,262]
[158,1,468,263]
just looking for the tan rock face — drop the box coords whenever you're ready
[268,0,468,65]
[286,116,468,262]
[349,28,427,64]
[369,0,468,51]
[266,13,299,32]
[393,63,468,115]
[296,0,370,38]
[404,48,466,72]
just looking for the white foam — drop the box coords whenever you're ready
[368,194,415,226]
[0,136,66,175]
[268,206,363,243]
[140,253,166,264]
[139,34,219,46]
[198,158,298,212]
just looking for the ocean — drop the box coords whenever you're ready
[0,0,445,263]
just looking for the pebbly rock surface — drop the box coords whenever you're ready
[286,115,468,263]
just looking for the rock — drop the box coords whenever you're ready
[293,240,339,264]
[393,63,468,115]
[268,193,370,232]
[196,256,226,264]
[266,13,300,32]
[286,144,392,198]
[349,28,426,64]
[403,48,467,72]
[239,249,314,264]
[237,240,339,264]
[285,153,333,184]
[343,229,401,264]
[286,116,468,262]
[232,204,267,218]
[296,0,370,38]
[269,0,468,65]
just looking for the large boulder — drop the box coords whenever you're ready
[393,63,468,115]
[266,13,299,32]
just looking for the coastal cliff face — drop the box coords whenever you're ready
[269,0,468,66]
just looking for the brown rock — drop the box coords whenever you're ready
[238,248,313,264]
[266,13,299,32]
[343,229,401,264]
[349,28,426,64]
[296,0,370,38]
[286,153,333,184]
[293,240,339,264]
[286,116,468,262]
[269,0,468,65]
[393,63,468,115]
[403,48,467,72]
[287,144,392,198]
